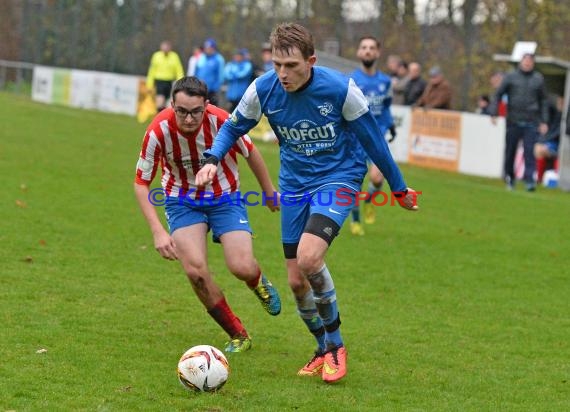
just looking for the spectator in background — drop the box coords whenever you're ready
[348,35,397,236]
[534,94,563,182]
[489,53,548,192]
[195,38,225,106]
[386,54,402,80]
[254,42,274,78]
[490,71,507,117]
[476,94,491,115]
[224,48,254,113]
[186,45,203,76]
[146,40,184,111]
[404,62,426,105]
[415,66,452,110]
[392,60,409,105]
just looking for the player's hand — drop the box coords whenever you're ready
[394,187,420,211]
[538,122,548,135]
[265,191,280,212]
[388,125,397,143]
[195,164,217,186]
[153,230,178,260]
[490,116,498,126]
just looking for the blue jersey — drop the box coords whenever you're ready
[205,66,406,194]
[349,68,394,135]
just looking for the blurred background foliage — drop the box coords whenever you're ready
[1,0,569,111]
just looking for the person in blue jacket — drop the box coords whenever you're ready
[194,38,225,106]
[224,48,254,113]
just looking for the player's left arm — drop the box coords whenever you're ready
[245,146,279,212]
[344,79,418,210]
[351,115,418,210]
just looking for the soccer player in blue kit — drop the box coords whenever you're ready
[196,23,419,383]
[349,36,397,236]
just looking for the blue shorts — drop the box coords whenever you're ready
[280,182,361,244]
[165,192,251,242]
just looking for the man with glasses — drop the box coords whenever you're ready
[134,76,282,353]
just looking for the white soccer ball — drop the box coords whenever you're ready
[177,345,230,392]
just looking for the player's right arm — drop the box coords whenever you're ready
[133,183,178,260]
[134,130,178,260]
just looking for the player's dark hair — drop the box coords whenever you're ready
[171,76,208,101]
[270,22,314,59]
[358,35,381,49]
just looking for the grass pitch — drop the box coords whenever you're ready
[1,92,569,411]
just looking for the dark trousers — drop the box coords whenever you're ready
[504,122,539,184]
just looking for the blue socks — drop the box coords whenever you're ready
[307,264,342,349]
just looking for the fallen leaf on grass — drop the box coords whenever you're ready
[15,199,27,208]
[23,256,33,263]
[36,348,48,354]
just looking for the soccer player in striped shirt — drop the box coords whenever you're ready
[196,23,419,383]
[134,76,281,353]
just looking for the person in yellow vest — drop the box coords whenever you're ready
[146,40,184,111]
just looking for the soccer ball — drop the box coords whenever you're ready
[177,345,230,392]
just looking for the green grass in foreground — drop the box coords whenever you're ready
[1,92,569,411]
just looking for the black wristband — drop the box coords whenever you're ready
[203,155,219,166]
[393,189,408,198]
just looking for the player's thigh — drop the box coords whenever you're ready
[534,143,547,158]
[171,223,209,272]
[297,232,330,270]
[219,230,257,275]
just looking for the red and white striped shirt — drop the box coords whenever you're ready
[135,104,254,199]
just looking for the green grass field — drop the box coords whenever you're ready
[1,92,569,411]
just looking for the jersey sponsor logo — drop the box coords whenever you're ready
[323,226,333,236]
[328,207,342,215]
[318,102,333,116]
[239,218,248,224]
[276,119,337,155]
[267,108,284,114]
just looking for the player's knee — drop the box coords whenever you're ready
[288,273,309,296]
[228,259,258,280]
[296,251,323,276]
[184,264,209,285]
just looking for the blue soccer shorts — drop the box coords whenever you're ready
[280,182,361,244]
[165,192,252,242]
